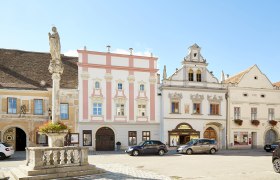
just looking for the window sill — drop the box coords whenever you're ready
[170,113,181,114]
[208,114,221,116]
[191,113,203,115]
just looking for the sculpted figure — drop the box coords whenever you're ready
[48,26,61,61]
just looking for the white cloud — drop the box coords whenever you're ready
[64,50,78,57]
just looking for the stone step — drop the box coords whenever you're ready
[10,166,105,180]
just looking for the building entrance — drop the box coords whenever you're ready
[3,127,26,151]
[95,127,115,151]
[168,123,200,147]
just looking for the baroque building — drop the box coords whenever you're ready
[224,65,280,149]
[0,49,78,150]
[160,44,227,149]
[77,47,160,150]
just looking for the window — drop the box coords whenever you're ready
[118,83,123,90]
[261,94,265,98]
[128,131,137,146]
[140,84,145,91]
[95,82,100,89]
[83,130,92,146]
[243,93,248,97]
[254,76,258,80]
[234,132,248,145]
[116,104,125,116]
[210,104,219,115]
[269,108,275,120]
[188,69,194,81]
[196,70,201,82]
[60,103,69,120]
[138,104,146,116]
[234,107,240,120]
[171,102,179,113]
[93,103,102,116]
[193,103,200,114]
[142,131,150,141]
[251,108,257,120]
[8,97,17,114]
[194,53,197,57]
[34,99,43,115]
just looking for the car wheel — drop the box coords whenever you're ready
[158,149,165,156]
[132,150,139,156]
[210,148,216,154]
[265,150,271,152]
[186,149,192,155]
[0,153,6,160]
[273,159,280,173]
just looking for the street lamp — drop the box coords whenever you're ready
[48,108,52,120]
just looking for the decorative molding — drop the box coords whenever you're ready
[127,75,135,83]
[207,95,223,103]
[168,92,183,100]
[149,76,157,84]
[190,94,204,102]
[104,73,113,82]
[80,72,90,80]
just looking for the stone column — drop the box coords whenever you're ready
[52,73,61,123]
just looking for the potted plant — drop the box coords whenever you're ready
[234,119,243,126]
[116,141,121,151]
[269,120,278,126]
[251,120,260,126]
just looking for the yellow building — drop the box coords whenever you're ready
[0,49,78,150]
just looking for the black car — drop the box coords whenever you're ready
[264,140,280,152]
[125,140,168,156]
[272,144,280,173]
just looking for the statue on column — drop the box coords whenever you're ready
[48,26,63,74]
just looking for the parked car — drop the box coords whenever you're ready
[177,139,218,155]
[125,140,168,156]
[264,140,280,152]
[272,144,280,173]
[0,142,14,160]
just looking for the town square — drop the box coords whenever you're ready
[1,1,280,179]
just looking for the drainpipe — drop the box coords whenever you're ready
[225,90,229,150]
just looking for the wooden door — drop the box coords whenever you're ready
[265,129,277,144]
[203,127,217,140]
[96,127,115,151]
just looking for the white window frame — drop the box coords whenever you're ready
[93,103,102,116]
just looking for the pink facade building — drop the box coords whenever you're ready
[78,47,160,150]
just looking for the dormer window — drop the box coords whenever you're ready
[197,70,201,82]
[95,82,100,89]
[118,83,123,90]
[140,84,145,91]
[188,69,194,81]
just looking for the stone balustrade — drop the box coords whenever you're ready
[26,146,89,170]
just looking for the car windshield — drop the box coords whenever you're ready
[1,143,11,147]
[186,139,198,146]
[138,141,145,146]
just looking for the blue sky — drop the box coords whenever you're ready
[1,1,280,82]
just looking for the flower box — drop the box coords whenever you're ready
[251,120,260,126]
[234,119,243,126]
[269,120,278,126]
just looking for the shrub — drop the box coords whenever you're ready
[39,121,69,133]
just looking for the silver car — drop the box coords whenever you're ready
[177,139,218,155]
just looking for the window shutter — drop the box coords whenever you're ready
[2,98,7,113]
[16,98,21,114]
[42,99,45,115]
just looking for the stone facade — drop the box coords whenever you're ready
[0,49,78,150]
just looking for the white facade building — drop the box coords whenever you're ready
[160,44,227,149]
[77,47,159,150]
[225,65,280,149]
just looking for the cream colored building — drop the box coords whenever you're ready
[0,49,78,150]
[225,65,280,149]
[160,44,227,149]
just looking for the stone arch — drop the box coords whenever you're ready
[3,126,27,151]
[95,126,115,151]
[205,122,224,149]
[264,128,279,144]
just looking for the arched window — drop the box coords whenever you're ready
[196,70,201,82]
[118,83,123,90]
[140,84,144,91]
[95,81,100,89]
[188,69,194,81]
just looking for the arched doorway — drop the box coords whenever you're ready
[3,127,26,151]
[203,127,217,140]
[96,127,115,151]
[265,129,278,144]
[168,123,200,147]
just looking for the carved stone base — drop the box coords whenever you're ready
[47,133,68,147]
